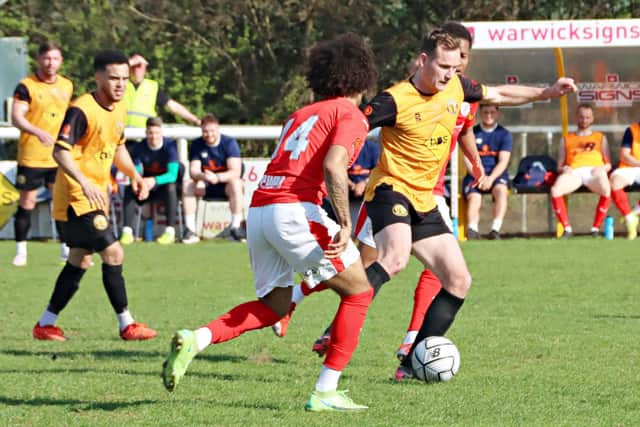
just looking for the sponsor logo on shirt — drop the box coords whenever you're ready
[258,175,285,189]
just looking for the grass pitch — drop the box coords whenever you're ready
[1,237,638,426]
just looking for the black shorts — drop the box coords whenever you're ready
[15,166,57,191]
[62,207,117,252]
[365,184,450,242]
[205,183,227,200]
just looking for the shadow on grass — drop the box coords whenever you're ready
[592,314,640,320]
[0,395,158,411]
[1,348,250,364]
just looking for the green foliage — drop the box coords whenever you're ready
[2,238,640,425]
[0,0,638,144]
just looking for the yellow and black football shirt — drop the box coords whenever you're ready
[364,75,485,213]
[13,74,73,168]
[52,93,126,220]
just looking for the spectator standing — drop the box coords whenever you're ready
[463,105,513,239]
[10,41,73,267]
[551,104,611,238]
[124,54,201,129]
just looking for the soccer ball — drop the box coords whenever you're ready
[410,336,460,383]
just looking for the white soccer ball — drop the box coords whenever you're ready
[410,336,460,383]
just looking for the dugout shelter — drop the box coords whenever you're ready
[452,19,640,238]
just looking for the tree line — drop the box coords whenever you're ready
[1,0,638,155]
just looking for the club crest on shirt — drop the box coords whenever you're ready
[446,100,459,115]
[93,214,108,231]
[460,102,471,117]
[391,204,408,217]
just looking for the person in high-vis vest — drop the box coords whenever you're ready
[11,41,74,267]
[125,54,200,129]
[550,103,612,238]
[609,122,640,239]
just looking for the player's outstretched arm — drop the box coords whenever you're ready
[324,144,351,258]
[483,77,577,106]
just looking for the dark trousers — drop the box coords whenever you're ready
[122,183,178,229]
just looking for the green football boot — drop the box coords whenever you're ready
[162,329,197,392]
[304,390,368,412]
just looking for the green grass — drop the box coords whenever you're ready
[1,237,639,426]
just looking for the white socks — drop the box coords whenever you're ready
[195,327,212,353]
[39,310,58,326]
[315,365,342,392]
[403,330,418,345]
[165,226,175,236]
[60,243,69,260]
[117,310,134,331]
[467,223,478,232]
[16,241,27,256]
[185,214,196,232]
[491,219,503,232]
[292,285,305,306]
[231,214,242,229]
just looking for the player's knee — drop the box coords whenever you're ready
[445,270,471,298]
[610,175,626,190]
[550,185,563,198]
[379,252,410,277]
[101,243,124,265]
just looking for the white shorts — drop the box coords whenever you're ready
[247,202,360,298]
[610,167,640,186]
[571,166,598,186]
[354,195,453,249]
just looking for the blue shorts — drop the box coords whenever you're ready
[463,173,510,197]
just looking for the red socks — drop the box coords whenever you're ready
[611,189,631,216]
[324,288,374,371]
[593,196,611,229]
[300,280,327,296]
[205,300,281,344]
[408,270,442,331]
[551,196,570,227]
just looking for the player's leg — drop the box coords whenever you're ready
[306,259,372,412]
[397,195,450,361]
[162,204,292,392]
[33,213,93,341]
[550,170,582,236]
[489,181,509,239]
[397,215,471,377]
[85,208,157,341]
[225,178,246,241]
[610,168,639,239]
[12,166,43,266]
[585,168,611,235]
[45,170,69,263]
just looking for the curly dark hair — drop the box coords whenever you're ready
[306,32,378,99]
